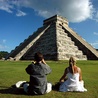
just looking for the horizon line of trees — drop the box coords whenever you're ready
[0,49,98,60]
[0,51,9,59]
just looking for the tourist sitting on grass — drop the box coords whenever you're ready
[14,52,52,95]
[58,56,87,92]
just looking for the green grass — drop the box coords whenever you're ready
[0,60,98,98]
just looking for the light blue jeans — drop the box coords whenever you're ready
[23,82,52,93]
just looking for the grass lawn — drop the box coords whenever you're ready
[0,60,98,98]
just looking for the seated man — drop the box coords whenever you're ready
[15,52,52,95]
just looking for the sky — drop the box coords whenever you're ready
[0,0,98,53]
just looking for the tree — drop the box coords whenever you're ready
[0,51,9,59]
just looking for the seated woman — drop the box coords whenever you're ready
[59,57,87,92]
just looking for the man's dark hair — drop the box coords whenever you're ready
[34,52,44,62]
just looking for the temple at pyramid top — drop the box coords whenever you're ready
[6,15,98,60]
[43,15,68,26]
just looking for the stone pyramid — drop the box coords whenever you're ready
[6,15,98,60]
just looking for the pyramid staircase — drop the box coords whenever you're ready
[6,25,51,60]
[6,15,98,60]
[62,24,98,60]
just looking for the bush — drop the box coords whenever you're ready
[0,51,9,59]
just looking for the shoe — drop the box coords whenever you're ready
[16,81,26,88]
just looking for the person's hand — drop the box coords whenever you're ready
[59,79,64,83]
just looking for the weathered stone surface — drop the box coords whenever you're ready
[6,15,98,60]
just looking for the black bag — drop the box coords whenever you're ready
[52,82,61,91]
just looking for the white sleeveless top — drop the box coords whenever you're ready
[59,72,87,92]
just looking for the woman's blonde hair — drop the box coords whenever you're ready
[69,57,76,74]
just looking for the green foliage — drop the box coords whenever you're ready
[0,60,98,98]
[0,51,9,59]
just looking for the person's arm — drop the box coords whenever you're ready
[78,67,82,81]
[59,68,68,83]
[41,58,47,65]
[25,64,34,75]
[41,59,52,74]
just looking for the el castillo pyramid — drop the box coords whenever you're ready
[6,15,98,60]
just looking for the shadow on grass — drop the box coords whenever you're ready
[0,85,58,96]
[0,86,26,95]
